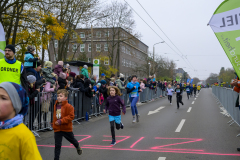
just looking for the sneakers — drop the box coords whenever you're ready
[111,139,116,146]
[120,122,124,129]
[132,116,136,123]
[170,103,172,105]
[237,148,240,151]
[77,146,83,155]
[136,114,140,122]
[182,102,184,105]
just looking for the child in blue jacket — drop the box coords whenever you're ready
[24,46,39,72]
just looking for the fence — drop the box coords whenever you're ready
[212,86,240,137]
[25,87,169,137]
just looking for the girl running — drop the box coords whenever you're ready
[175,84,184,109]
[186,83,191,100]
[126,75,142,123]
[167,84,174,105]
[193,84,197,97]
[104,86,126,146]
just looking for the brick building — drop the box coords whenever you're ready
[49,27,149,78]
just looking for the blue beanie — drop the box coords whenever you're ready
[100,80,106,85]
[0,82,29,116]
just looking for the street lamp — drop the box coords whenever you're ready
[153,41,165,61]
[90,15,109,63]
[148,62,151,77]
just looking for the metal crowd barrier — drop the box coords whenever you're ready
[25,87,169,137]
[212,86,240,137]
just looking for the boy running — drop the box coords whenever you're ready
[104,86,126,146]
[53,89,82,160]
[186,83,191,100]
[175,84,184,109]
[193,85,197,97]
[167,84,174,105]
[0,82,42,160]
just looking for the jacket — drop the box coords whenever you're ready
[100,85,108,99]
[74,79,89,93]
[24,52,38,68]
[140,82,146,90]
[81,68,89,78]
[84,79,93,97]
[52,100,74,132]
[116,79,125,90]
[58,77,67,89]
[54,65,63,77]
[105,95,126,116]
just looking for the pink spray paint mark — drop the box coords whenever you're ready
[130,137,145,148]
[70,135,92,146]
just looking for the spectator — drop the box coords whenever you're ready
[99,73,106,81]
[74,74,90,93]
[140,79,146,90]
[54,61,64,77]
[81,65,89,79]
[84,79,94,98]
[116,75,125,90]
[0,45,28,93]
[27,61,42,81]
[110,78,116,86]
[58,72,67,89]
[111,73,115,79]
[24,46,39,73]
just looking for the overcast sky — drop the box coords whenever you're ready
[102,0,231,80]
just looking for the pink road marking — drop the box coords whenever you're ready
[155,137,201,140]
[103,135,131,143]
[130,137,145,148]
[37,145,240,156]
[153,138,203,148]
[70,135,91,146]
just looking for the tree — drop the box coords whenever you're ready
[206,73,219,85]
[97,1,139,71]
[95,55,118,78]
[192,77,200,84]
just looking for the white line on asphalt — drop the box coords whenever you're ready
[187,107,192,113]
[175,119,186,132]
[158,157,166,160]
[192,101,195,104]
[194,98,197,100]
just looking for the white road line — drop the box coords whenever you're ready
[175,119,186,132]
[187,107,192,113]
[192,101,195,104]
[194,98,197,100]
[158,157,166,160]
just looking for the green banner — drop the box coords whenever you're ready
[176,76,180,82]
[209,0,240,77]
[0,22,6,59]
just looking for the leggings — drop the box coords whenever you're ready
[187,92,190,99]
[110,121,121,140]
[176,96,183,108]
[130,96,139,116]
[168,95,172,103]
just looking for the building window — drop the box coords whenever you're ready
[105,31,110,37]
[96,31,101,38]
[122,58,126,66]
[104,44,108,51]
[88,44,91,52]
[80,44,85,52]
[73,33,77,39]
[54,40,58,48]
[88,58,91,63]
[80,32,85,38]
[122,46,125,53]
[104,58,109,65]
[126,59,129,67]
[96,44,101,52]
[88,33,91,38]
[72,44,77,52]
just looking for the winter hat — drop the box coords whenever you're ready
[33,61,41,69]
[66,63,70,68]
[97,83,101,87]
[0,82,29,116]
[100,80,106,85]
[101,73,106,77]
[58,61,64,67]
[70,72,76,77]
[44,61,53,68]
[5,45,15,54]
[59,72,66,79]
[120,77,124,82]
[119,73,124,78]
[27,75,36,84]
[27,46,35,52]
[83,65,88,69]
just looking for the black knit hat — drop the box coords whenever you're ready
[33,61,41,68]
[5,45,15,54]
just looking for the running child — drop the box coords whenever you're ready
[190,84,193,97]
[175,84,184,109]
[104,86,126,146]
[193,84,197,97]
[53,89,82,160]
[0,82,42,160]
[167,84,174,105]
[197,85,201,93]
[185,83,191,100]
[126,75,142,123]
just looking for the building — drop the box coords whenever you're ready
[49,27,149,78]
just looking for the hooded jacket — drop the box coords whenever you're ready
[24,52,38,68]
[84,79,93,97]
[116,79,125,90]
[58,72,67,89]
[74,79,89,93]
[54,65,63,77]
[81,68,89,78]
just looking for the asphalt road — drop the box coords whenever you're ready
[37,88,240,160]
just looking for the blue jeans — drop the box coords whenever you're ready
[130,96,139,116]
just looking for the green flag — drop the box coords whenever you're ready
[176,76,180,82]
[0,22,6,59]
[209,0,240,77]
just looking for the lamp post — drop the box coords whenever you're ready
[90,15,109,63]
[148,62,151,77]
[153,41,164,61]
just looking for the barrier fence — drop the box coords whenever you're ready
[24,87,170,137]
[212,86,240,137]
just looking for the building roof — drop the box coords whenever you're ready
[64,61,93,67]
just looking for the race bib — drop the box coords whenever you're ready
[131,92,137,97]
[176,89,180,93]
[186,88,190,91]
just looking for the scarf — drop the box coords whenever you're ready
[0,114,23,129]
[4,56,16,64]
[131,81,137,84]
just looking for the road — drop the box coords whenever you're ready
[37,88,240,160]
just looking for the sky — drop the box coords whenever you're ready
[101,0,231,80]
